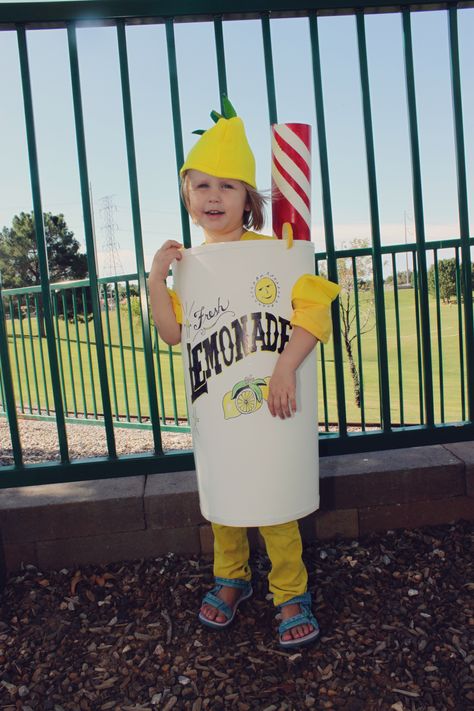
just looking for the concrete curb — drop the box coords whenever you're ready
[1,443,473,575]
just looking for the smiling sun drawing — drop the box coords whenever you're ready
[253,274,279,306]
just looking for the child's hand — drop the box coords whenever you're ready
[267,361,297,419]
[150,240,184,281]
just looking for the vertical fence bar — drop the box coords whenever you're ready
[25,294,41,412]
[125,281,142,420]
[67,23,116,454]
[356,12,391,430]
[402,10,434,427]
[391,254,405,426]
[9,298,24,412]
[168,345,179,424]
[315,258,330,431]
[17,24,69,461]
[61,291,78,417]
[433,250,445,423]
[412,256,424,424]
[165,19,191,250]
[448,5,474,422]
[116,20,162,452]
[455,247,466,421]
[214,17,228,105]
[34,292,50,415]
[72,288,88,417]
[0,279,23,467]
[261,14,278,124]
[153,326,167,425]
[52,291,68,415]
[0,367,5,413]
[103,285,119,420]
[352,257,366,429]
[309,14,347,436]
[81,287,98,419]
[114,283,130,421]
[17,296,33,413]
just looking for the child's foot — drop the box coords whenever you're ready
[277,592,320,648]
[198,578,253,629]
[200,585,242,624]
[280,602,315,642]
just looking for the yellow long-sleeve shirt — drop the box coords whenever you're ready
[167,231,340,343]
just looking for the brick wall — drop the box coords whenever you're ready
[0,443,473,575]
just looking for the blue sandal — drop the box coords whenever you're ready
[198,576,253,630]
[278,592,320,649]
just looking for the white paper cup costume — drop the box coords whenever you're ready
[173,239,318,526]
[172,99,339,528]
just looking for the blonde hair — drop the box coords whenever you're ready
[180,171,268,233]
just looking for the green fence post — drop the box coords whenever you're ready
[34,292,50,415]
[391,254,405,426]
[114,282,130,421]
[17,295,33,414]
[309,13,347,436]
[448,6,474,423]
[0,277,23,467]
[67,23,117,455]
[165,19,192,250]
[81,287,98,419]
[402,10,434,427]
[9,298,24,413]
[455,247,466,421]
[356,11,391,431]
[72,288,88,418]
[25,294,41,413]
[261,14,278,125]
[214,17,228,103]
[17,25,69,462]
[116,20,162,453]
[125,281,142,421]
[433,250,445,423]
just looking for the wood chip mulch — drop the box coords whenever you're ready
[0,520,473,711]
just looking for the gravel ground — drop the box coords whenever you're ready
[0,418,192,465]
[0,520,473,711]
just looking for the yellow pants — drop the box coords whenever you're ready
[212,520,308,607]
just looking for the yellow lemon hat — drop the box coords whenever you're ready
[180,98,256,188]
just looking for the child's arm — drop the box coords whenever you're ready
[267,326,317,419]
[149,240,183,346]
[267,274,340,419]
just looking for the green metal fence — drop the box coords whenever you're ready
[1,0,474,488]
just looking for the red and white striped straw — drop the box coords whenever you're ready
[271,123,311,241]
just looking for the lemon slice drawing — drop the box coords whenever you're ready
[235,388,258,415]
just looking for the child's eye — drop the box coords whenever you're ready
[222,183,234,189]
[196,183,209,189]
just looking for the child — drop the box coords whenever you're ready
[149,102,339,648]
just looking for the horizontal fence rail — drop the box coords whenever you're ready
[1,0,474,488]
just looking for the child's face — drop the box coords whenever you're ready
[186,170,250,240]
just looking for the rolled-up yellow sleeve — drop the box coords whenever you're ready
[290,274,340,343]
[167,288,183,325]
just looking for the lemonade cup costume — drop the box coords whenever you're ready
[170,103,339,526]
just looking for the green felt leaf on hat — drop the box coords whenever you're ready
[222,94,237,119]
[192,129,206,135]
[210,110,223,124]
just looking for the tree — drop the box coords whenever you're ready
[0,212,89,329]
[427,258,458,304]
[0,211,87,289]
[337,238,375,408]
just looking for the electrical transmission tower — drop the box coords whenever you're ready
[100,194,123,277]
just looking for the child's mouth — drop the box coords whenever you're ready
[205,210,224,215]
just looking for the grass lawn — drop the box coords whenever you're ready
[3,289,468,428]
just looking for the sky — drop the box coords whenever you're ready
[0,4,473,277]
